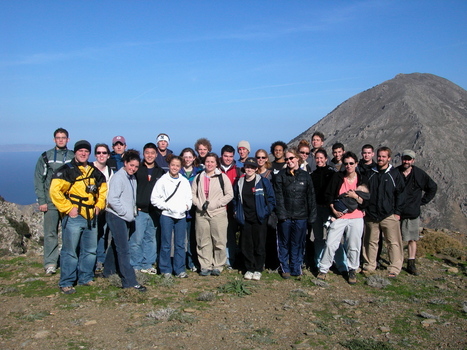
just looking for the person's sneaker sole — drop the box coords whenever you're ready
[60,286,76,294]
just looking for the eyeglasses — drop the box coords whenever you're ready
[300,151,310,155]
[285,156,296,161]
[343,162,355,166]
[96,151,108,155]
[256,156,267,159]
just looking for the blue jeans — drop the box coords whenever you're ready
[104,212,138,288]
[159,215,186,275]
[185,218,198,269]
[277,219,307,276]
[129,211,158,270]
[59,215,97,287]
[96,211,109,265]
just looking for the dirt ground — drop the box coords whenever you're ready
[0,249,466,350]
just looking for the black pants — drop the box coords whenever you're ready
[241,219,268,272]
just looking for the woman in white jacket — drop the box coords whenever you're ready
[151,156,192,278]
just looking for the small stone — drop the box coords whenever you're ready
[380,326,390,332]
[183,308,196,313]
[84,320,97,326]
[34,330,50,339]
[421,319,437,327]
[447,267,459,273]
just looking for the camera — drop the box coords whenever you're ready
[86,184,98,194]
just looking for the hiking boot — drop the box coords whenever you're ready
[348,269,357,285]
[95,262,104,273]
[211,269,221,276]
[252,272,262,281]
[317,272,327,280]
[244,271,254,280]
[407,259,418,275]
[60,286,76,294]
[45,266,57,275]
[175,272,188,278]
[281,272,291,280]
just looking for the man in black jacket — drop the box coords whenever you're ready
[357,144,376,177]
[129,142,165,274]
[397,150,437,275]
[362,147,405,278]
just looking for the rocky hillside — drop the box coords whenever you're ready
[0,196,43,257]
[290,73,467,232]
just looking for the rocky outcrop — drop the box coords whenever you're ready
[0,196,44,257]
[290,73,467,232]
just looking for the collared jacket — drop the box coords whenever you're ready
[324,171,370,210]
[34,147,74,208]
[192,169,234,218]
[366,164,406,221]
[151,172,193,219]
[106,168,137,222]
[135,163,165,214]
[49,159,107,219]
[233,174,276,226]
[274,167,317,224]
[397,165,437,219]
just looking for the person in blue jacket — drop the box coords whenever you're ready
[233,157,275,281]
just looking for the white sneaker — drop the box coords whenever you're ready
[244,271,254,280]
[162,273,172,279]
[45,266,57,275]
[252,272,262,281]
[141,267,158,275]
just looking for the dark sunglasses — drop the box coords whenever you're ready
[96,151,108,155]
[256,156,267,159]
[343,162,355,166]
[285,156,296,161]
[300,151,310,155]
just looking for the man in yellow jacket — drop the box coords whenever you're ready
[50,140,107,294]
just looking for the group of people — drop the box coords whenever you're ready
[34,129,437,294]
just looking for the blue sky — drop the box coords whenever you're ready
[1,0,466,154]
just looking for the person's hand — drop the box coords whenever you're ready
[332,208,343,218]
[39,204,48,212]
[394,214,400,221]
[95,207,100,216]
[68,207,79,218]
[345,190,358,199]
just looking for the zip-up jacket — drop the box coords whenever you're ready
[366,164,405,221]
[274,167,317,224]
[324,171,370,210]
[192,169,234,218]
[135,163,165,213]
[50,159,107,219]
[106,168,137,222]
[233,174,276,226]
[397,165,437,219]
[34,147,74,208]
[151,172,192,219]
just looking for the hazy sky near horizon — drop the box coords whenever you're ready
[1,0,466,153]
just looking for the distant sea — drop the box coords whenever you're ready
[0,152,40,205]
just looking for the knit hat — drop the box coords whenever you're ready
[112,135,126,146]
[74,140,91,153]
[402,150,416,159]
[237,140,250,152]
[157,133,170,146]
